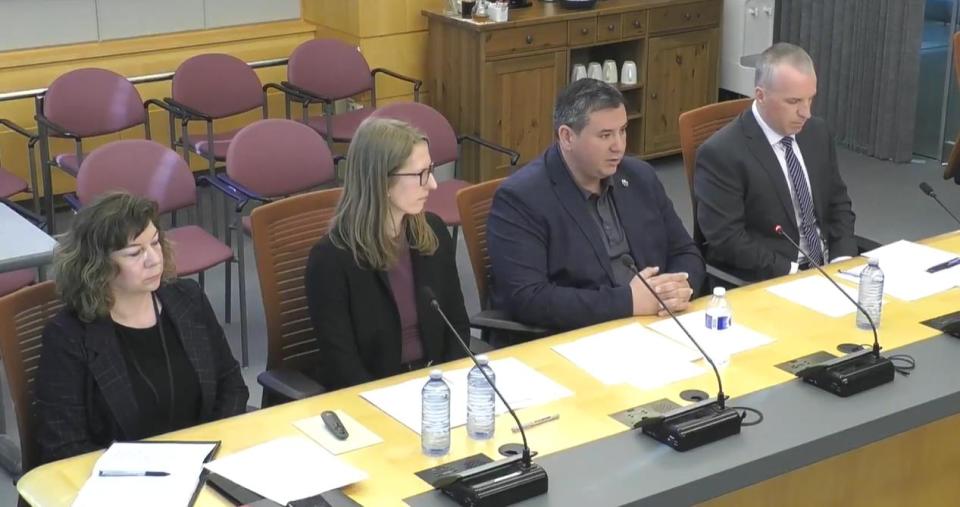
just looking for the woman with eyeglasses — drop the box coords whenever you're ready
[36,192,248,463]
[305,117,469,390]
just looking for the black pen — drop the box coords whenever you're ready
[926,257,960,274]
[99,470,170,477]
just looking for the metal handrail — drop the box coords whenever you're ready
[0,57,288,103]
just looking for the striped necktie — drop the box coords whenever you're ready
[779,136,824,266]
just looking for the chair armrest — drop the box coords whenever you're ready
[62,194,82,213]
[706,263,747,288]
[0,119,36,143]
[855,235,881,254]
[371,68,423,101]
[144,98,183,116]
[458,134,520,166]
[257,368,326,401]
[279,81,330,105]
[216,174,271,206]
[35,114,80,141]
[163,98,212,122]
[263,82,312,103]
[469,309,550,336]
[197,175,247,207]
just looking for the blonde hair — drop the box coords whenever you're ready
[53,192,176,322]
[329,117,438,270]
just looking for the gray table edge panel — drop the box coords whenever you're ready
[406,334,960,506]
[0,251,55,273]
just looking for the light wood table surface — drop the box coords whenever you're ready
[18,232,960,506]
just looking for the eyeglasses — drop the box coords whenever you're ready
[389,163,435,186]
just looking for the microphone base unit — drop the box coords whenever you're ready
[437,455,549,507]
[636,398,742,452]
[796,349,895,397]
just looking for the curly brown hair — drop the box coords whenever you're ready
[53,192,176,322]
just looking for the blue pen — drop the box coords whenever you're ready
[926,257,960,274]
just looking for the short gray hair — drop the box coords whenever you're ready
[754,42,815,89]
[553,78,625,134]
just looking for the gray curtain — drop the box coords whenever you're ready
[778,0,926,162]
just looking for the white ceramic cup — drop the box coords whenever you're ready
[571,64,587,81]
[587,61,603,81]
[602,60,618,84]
[621,60,638,85]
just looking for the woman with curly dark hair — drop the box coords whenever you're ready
[36,192,247,463]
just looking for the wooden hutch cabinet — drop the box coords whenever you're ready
[424,0,721,182]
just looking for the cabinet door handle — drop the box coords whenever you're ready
[580,27,589,35]
[633,19,642,28]
[525,35,534,44]
[684,12,692,21]
[650,92,658,100]
[607,24,616,31]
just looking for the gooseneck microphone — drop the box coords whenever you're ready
[421,287,548,505]
[619,257,743,451]
[774,225,895,396]
[620,257,727,408]
[919,182,960,226]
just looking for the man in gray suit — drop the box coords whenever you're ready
[694,43,857,282]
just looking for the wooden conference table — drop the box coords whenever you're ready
[18,232,960,506]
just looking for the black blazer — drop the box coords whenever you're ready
[36,278,248,464]
[487,144,705,331]
[304,212,469,390]
[693,108,857,282]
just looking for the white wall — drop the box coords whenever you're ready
[0,0,300,52]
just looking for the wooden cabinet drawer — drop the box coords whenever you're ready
[484,22,568,56]
[568,18,596,46]
[622,10,646,37]
[648,0,721,34]
[597,14,622,42]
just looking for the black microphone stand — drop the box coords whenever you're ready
[620,257,743,451]
[774,225,895,397]
[422,288,548,506]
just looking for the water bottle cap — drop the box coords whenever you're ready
[712,287,726,297]
[476,354,489,365]
[429,369,443,379]
[868,258,879,267]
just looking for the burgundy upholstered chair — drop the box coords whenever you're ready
[280,39,422,146]
[370,102,519,244]
[36,68,149,231]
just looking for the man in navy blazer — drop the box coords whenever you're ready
[487,79,705,332]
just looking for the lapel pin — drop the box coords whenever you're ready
[621,178,629,188]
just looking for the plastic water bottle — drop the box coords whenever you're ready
[421,369,450,457]
[467,355,497,440]
[856,258,884,330]
[704,287,733,368]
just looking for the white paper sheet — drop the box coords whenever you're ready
[294,410,383,455]
[647,311,774,359]
[73,441,218,507]
[552,323,703,387]
[359,358,573,434]
[766,276,860,317]
[837,240,960,301]
[203,436,367,505]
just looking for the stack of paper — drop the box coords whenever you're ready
[766,276,860,317]
[204,436,367,505]
[647,311,774,359]
[839,240,960,301]
[73,441,219,507]
[360,357,573,434]
[552,323,705,389]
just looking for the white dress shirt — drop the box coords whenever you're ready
[752,101,829,273]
